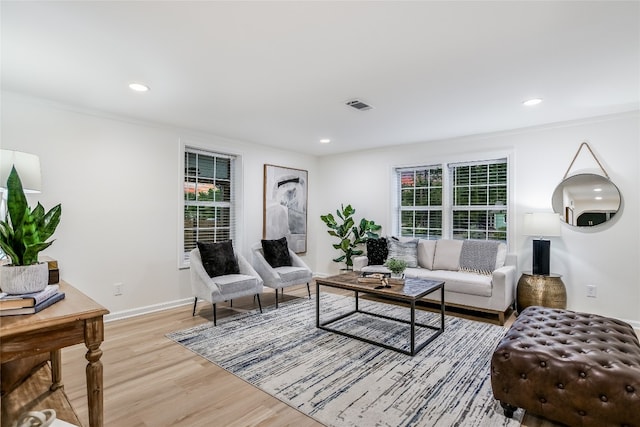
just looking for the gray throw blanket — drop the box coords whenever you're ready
[459,240,500,275]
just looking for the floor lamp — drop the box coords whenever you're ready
[524,212,561,276]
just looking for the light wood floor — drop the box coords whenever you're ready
[59,283,559,427]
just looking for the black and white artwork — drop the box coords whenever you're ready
[263,164,308,253]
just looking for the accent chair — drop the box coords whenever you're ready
[190,247,263,325]
[251,242,312,308]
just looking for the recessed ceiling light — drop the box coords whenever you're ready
[593,188,602,192]
[595,196,603,200]
[523,98,542,106]
[129,82,150,92]
[319,139,331,144]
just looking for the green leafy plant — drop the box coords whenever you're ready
[385,258,407,275]
[320,204,381,270]
[0,166,62,266]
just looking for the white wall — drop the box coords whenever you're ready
[317,112,640,323]
[3,91,639,324]
[1,92,318,318]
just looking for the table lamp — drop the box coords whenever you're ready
[0,150,42,227]
[0,150,42,193]
[524,212,561,276]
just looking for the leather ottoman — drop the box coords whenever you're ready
[491,306,640,427]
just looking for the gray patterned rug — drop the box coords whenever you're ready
[167,293,523,427]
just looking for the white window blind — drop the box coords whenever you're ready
[449,159,508,242]
[183,147,236,263]
[396,165,443,239]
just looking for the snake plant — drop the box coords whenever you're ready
[0,166,62,266]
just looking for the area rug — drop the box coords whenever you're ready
[167,294,523,427]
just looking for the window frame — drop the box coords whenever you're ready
[179,142,241,268]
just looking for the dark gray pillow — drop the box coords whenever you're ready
[261,237,292,268]
[197,240,240,278]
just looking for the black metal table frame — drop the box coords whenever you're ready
[316,280,445,356]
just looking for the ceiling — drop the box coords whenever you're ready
[2,1,639,156]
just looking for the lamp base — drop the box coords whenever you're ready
[532,239,550,276]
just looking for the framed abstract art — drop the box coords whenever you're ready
[263,164,308,253]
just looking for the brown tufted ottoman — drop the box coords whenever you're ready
[491,306,640,427]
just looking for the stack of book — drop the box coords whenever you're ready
[0,285,65,316]
[357,273,388,284]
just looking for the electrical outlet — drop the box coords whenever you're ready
[114,282,123,296]
[586,284,597,298]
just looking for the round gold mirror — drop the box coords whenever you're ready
[552,173,620,227]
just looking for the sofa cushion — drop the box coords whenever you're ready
[366,237,388,265]
[405,268,492,297]
[495,243,507,269]
[459,240,500,275]
[197,240,240,278]
[387,237,418,268]
[417,239,437,270]
[261,237,292,268]
[433,239,463,271]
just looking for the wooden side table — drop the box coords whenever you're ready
[0,281,109,427]
[516,272,567,313]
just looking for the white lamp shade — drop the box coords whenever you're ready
[523,212,561,237]
[0,150,42,193]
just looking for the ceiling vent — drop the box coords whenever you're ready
[345,99,373,111]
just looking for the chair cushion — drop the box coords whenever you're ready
[213,274,260,295]
[366,237,388,265]
[261,237,292,268]
[197,240,240,278]
[275,266,311,283]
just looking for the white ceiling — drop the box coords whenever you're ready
[2,1,639,156]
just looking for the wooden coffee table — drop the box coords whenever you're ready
[316,272,444,356]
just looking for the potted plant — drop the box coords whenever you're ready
[0,166,62,294]
[385,258,407,279]
[320,204,381,270]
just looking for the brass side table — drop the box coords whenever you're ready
[516,272,567,313]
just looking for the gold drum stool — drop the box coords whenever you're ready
[516,272,566,313]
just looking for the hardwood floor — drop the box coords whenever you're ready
[58,283,559,427]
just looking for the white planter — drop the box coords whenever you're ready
[0,262,49,294]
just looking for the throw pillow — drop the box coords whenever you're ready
[495,243,507,269]
[417,239,437,270]
[432,239,463,271]
[261,237,292,268]
[387,237,418,268]
[366,238,388,266]
[197,240,240,278]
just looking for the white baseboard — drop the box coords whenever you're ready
[105,297,193,322]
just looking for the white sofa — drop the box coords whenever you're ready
[353,238,517,325]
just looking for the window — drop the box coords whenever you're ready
[398,166,443,238]
[183,147,236,263]
[450,160,508,241]
[395,158,508,243]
